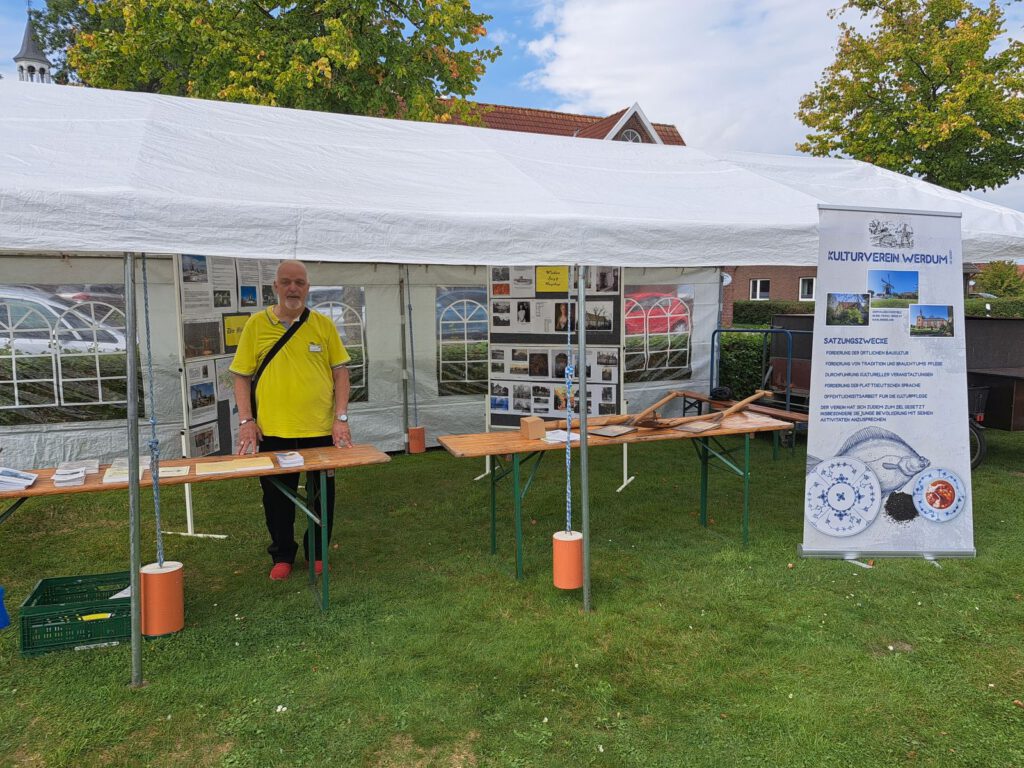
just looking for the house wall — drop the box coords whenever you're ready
[721,266,817,326]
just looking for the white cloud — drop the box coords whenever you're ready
[521,0,1024,210]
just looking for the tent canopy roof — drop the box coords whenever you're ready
[2,81,1023,266]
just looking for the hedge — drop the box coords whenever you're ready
[964,297,1024,318]
[732,300,813,325]
[716,332,765,400]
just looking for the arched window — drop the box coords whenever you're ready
[436,287,488,396]
[623,289,692,383]
[312,299,368,402]
[0,299,59,409]
[55,301,128,405]
[618,128,643,143]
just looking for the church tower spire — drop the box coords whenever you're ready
[14,2,52,83]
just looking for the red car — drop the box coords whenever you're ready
[624,293,690,335]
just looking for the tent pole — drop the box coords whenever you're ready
[125,252,144,687]
[397,268,410,449]
[577,266,591,613]
[404,265,419,427]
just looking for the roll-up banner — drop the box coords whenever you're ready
[801,206,974,558]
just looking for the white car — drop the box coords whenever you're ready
[0,286,128,355]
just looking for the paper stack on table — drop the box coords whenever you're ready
[56,459,100,475]
[0,467,38,491]
[275,451,305,468]
[102,456,151,484]
[52,467,87,487]
[542,430,580,444]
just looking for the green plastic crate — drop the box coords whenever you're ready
[20,571,131,657]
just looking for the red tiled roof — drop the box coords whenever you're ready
[448,101,685,146]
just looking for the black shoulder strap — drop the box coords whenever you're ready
[250,307,310,418]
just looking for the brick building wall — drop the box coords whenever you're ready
[721,266,817,326]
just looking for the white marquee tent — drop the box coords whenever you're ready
[3,80,1024,264]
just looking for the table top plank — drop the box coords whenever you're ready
[0,444,390,500]
[438,412,791,459]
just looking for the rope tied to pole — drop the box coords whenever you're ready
[564,285,575,534]
[140,254,165,567]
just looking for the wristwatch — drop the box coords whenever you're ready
[335,413,349,423]
[239,418,255,426]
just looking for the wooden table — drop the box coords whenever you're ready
[439,412,792,579]
[0,445,391,611]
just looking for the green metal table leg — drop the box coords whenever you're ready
[742,434,751,546]
[512,453,523,580]
[772,430,779,460]
[319,470,328,612]
[0,497,27,526]
[490,459,498,555]
[698,437,709,528]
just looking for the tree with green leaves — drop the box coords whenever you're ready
[36,0,498,122]
[975,260,1024,295]
[796,0,1024,191]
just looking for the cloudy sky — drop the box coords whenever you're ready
[3,0,1024,210]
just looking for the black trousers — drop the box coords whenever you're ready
[258,434,335,564]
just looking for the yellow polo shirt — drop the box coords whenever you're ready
[229,308,350,438]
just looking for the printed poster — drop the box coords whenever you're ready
[801,206,973,558]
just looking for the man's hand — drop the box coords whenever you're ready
[237,420,263,455]
[332,420,353,448]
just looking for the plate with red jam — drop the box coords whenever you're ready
[912,468,966,522]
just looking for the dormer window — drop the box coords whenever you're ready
[618,128,643,143]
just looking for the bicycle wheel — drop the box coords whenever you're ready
[969,420,986,469]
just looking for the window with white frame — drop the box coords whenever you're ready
[436,286,488,396]
[623,284,693,383]
[749,279,770,300]
[309,286,368,402]
[0,285,134,426]
[799,277,816,301]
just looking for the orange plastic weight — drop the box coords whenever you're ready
[408,426,426,454]
[140,561,185,638]
[552,530,583,590]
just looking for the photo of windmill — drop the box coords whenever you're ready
[867,270,919,308]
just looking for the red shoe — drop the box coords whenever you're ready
[269,562,292,581]
[314,560,324,576]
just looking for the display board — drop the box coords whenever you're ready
[178,255,280,456]
[801,206,974,557]
[488,266,622,428]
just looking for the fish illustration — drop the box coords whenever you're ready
[827,427,930,495]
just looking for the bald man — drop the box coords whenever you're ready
[230,260,352,581]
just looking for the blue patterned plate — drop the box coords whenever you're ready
[805,456,881,537]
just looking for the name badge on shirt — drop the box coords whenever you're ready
[308,343,322,353]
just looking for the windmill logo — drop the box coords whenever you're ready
[868,219,914,248]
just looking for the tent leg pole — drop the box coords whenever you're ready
[398,269,410,451]
[125,252,144,688]
[577,266,592,613]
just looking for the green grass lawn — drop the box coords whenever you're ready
[1,430,1022,767]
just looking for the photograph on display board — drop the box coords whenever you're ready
[189,422,220,457]
[213,290,232,308]
[239,285,259,307]
[490,396,509,411]
[826,293,871,326]
[584,301,614,332]
[491,349,505,360]
[553,385,569,412]
[181,254,208,283]
[868,270,919,307]
[491,362,505,374]
[510,267,535,296]
[554,302,577,332]
[529,352,549,378]
[532,385,551,400]
[262,285,277,306]
[909,305,954,337]
[183,320,224,358]
[491,383,509,397]
[516,301,531,324]
[590,267,619,294]
[491,300,511,328]
[553,352,569,379]
[513,391,532,412]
